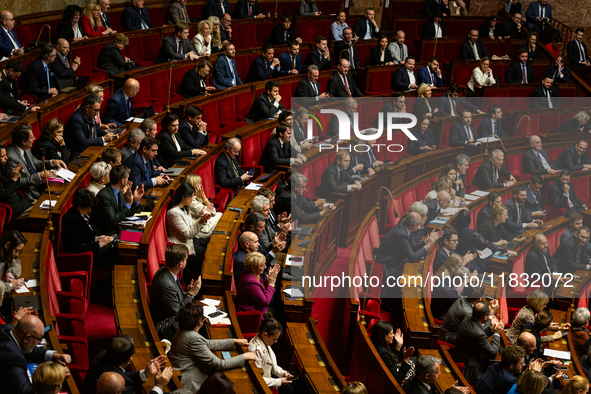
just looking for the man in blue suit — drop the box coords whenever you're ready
[121,0,154,31]
[104,78,140,127]
[477,105,505,138]
[449,109,477,147]
[391,56,419,91]
[303,36,332,71]
[526,0,559,38]
[0,10,24,58]
[212,43,242,90]
[416,56,443,87]
[64,95,117,159]
[473,345,526,394]
[123,137,169,191]
[0,315,71,394]
[278,41,303,76]
[433,228,458,273]
[504,186,541,237]
[460,30,490,61]
[553,140,591,171]
[205,0,231,19]
[245,43,280,83]
[524,175,546,220]
[179,105,209,149]
[23,43,59,102]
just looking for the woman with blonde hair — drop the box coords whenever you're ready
[235,252,281,315]
[207,16,222,54]
[507,369,552,394]
[467,57,496,95]
[413,83,438,120]
[81,2,115,38]
[424,176,460,207]
[435,253,465,277]
[32,361,66,394]
[87,161,111,195]
[342,382,367,394]
[32,118,70,166]
[183,174,223,238]
[559,375,590,394]
[193,20,213,56]
[478,204,526,247]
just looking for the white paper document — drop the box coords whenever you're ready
[56,168,76,182]
[283,288,304,298]
[40,200,57,209]
[126,117,145,123]
[15,285,30,294]
[463,194,480,201]
[285,254,304,267]
[245,183,263,191]
[440,208,460,215]
[476,137,499,143]
[543,349,571,360]
[479,248,493,259]
[200,298,221,307]
[25,279,38,288]
[471,190,490,197]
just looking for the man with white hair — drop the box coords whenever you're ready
[214,138,252,196]
[276,172,332,224]
[522,135,559,176]
[0,10,24,58]
[471,149,516,190]
[425,190,451,224]
[571,307,591,355]
[251,195,293,250]
[121,128,145,161]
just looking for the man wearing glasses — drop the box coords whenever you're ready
[23,43,58,101]
[64,95,117,160]
[0,315,71,394]
[0,10,24,58]
[214,138,253,196]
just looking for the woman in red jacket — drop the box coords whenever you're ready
[81,2,116,38]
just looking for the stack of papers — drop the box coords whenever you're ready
[543,349,571,360]
[15,284,30,294]
[200,298,221,307]
[55,168,76,182]
[126,117,145,123]
[471,190,490,197]
[119,216,152,228]
[245,183,263,191]
[430,216,450,225]
[285,254,304,267]
[209,316,232,326]
[40,200,57,210]
[463,194,480,201]
[440,207,460,215]
[283,288,304,298]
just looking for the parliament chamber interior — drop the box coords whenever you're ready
[3,0,591,393]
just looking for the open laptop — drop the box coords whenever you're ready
[141,104,155,118]
[0,107,33,124]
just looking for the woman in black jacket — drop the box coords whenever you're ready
[55,5,88,43]
[412,83,439,121]
[371,320,414,384]
[267,14,300,46]
[156,113,203,168]
[369,35,394,66]
[177,59,216,99]
[521,32,543,60]
[478,204,525,247]
[408,117,437,155]
[32,118,70,166]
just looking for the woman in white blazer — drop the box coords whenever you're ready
[467,57,496,95]
[184,174,223,239]
[192,20,212,56]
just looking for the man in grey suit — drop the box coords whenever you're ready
[156,22,198,63]
[454,301,505,385]
[120,128,145,162]
[387,30,408,64]
[6,124,66,201]
[150,244,201,341]
[561,213,591,254]
[168,0,191,24]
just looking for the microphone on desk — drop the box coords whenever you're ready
[39,148,54,232]
[378,186,398,218]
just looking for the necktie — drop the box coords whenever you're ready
[228,58,236,85]
[494,169,498,183]
[451,99,458,116]
[248,4,252,16]
[178,41,183,54]
[369,21,374,39]
[312,81,318,96]
[114,189,119,206]
[284,30,287,42]
[576,246,582,264]
[472,43,478,60]
[522,64,527,84]
[399,44,404,60]
[577,155,581,165]
[266,61,270,71]
[282,141,288,157]
[83,215,94,231]
[140,10,149,29]
[465,125,472,140]
[292,56,296,70]
[228,156,241,179]
[349,47,355,69]
[537,152,550,169]
[102,13,108,28]
[430,71,434,85]
[127,98,133,118]
[9,30,19,49]
[541,6,545,18]
[45,65,51,89]
[145,161,150,181]
[342,75,351,97]
[23,153,36,174]
[492,121,496,136]
[517,204,522,224]
[176,277,183,292]
[542,252,551,274]
[546,89,553,108]
[578,42,585,62]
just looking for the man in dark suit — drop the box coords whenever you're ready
[212,42,242,89]
[278,41,303,76]
[205,0,231,19]
[526,0,559,37]
[327,97,358,138]
[0,315,71,394]
[353,8,380,39]
[403,355,469,394]
[214,138,252,197]
[553,140,591,171]
[374,92,409,128]
[437,83,482,117]
[259,123,301,173]
[319,151,362,200]
[51,39,81,91]
[156,22,198,63]
[121,0,154,31]
[473,345,526,394]
[453,153,470,198]
[0,60,36,115]
[91,165,144,236]
[523,135,560,176]
[500,12,526,39]
[531,75,561,109]
[416,56,443,87]
[98,33,132,76]
[392,56,419,91]
[439,287,490,345]
[232,0,267,19]
[168,0,190,24]
[303,36,332,71]
[449,109,477,147]
[525,233,559,279]
[423,0,444,15]
[63,96,116,160]
[326,59,364,97]
[548,169,587,217]
[23,43,59,102]
[233,227,283,285]
[0,10,24,58]
[150,244,200,340]
[561,213,591,255]
[278,172,329,225]
[454,302,504,385]
[425,191,451,225]
[460,29,490,61]
[523,175,546,220]
[545,55,571,83]
[123,137,169,191]
[290,108,313,151]
[334,28,361,72]
[476,192,502,230]
[83,336,167,394]
[567,28,591,67]
[422,12,447,39]
[98,0,113,29]
[431,264,464,320]
[504,186,542,237]
[471,149,517,190]
[477,105,505,138]
[244,43,280,83]
[294,65,330,106]
[553,226,591,273]
[266,14,301,46]
[220,13,232,43]
[121,128,145,162]
[506,49,538,84]
[245,80,287,124]
[179,105,210,149]
[104,78,140,127]
[433,227,460,273]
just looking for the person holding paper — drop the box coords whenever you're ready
[235,251,281,316]
[0,230,27,301]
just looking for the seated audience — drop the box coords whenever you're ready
[553,226,591,273]
[0,61,36,115]
[474,345,526,394]
[545,55,571,83]
[32,118,70,166]
[567,28,590,67]
[277,172,330,225]
[246,80,287,124]
[531,75,561,109]
[479,15,501,40]
[235,251,281,315]
[90,165,143,236]
[334,28,361,71]
[330,11,349,41]
[388,30,408,64]
[452,153,470,198]
[204,0,229,20]
[478,203,527,247]
[122,0,154,31]
[571,308,591,358]
[476,191,502,229]
[303,36,332,71]
[259,123,300,174]
[433,227,459,274]
[0,146,33,218]
[548,169,587,216]
[245,43,280,83]
[139,118,158,138]
[403,355,469,394]
[300,0,320,15]
[294,65,330,106]
[232,0,268,19]
[522,32,542,60]
[319,151,361,199]
[178,105,210,150]
[104,78,141,127]
[207,16,222,54]
[97,33,132,76]
[98,0,113,30]
[413,84,438,120]
[23,43,58,102]
[233,229,278,285]
[506,289,559,344]
[120,128,145,162]
[449,0,468,16]
[392,56,418,91]
[56,5,87,42]
[408,117,437,155]
[215,138,252,196]
[431,264,469,320]
[353,8,380,39]
[32,361,67,394]
[506,49,538,84]
[157,22,198,63]
[437,84,482,117]
[439,286,489,344]
[449,109,477,147]
[523,135,560,176]
[0,230,27,297]
[177,59,215,98]
[551,110,589,133]
[504,186,542,236]
[183,174,223,239]
[82,2,115,37]
[422,12,446,38]
[156,113,203,168]
[523,175,546,220]
[0,10,24,58]
[478,105,504,138]
[86,83,117,130]
[553,140,591,171]
[500,12,526,39]
[64,95,116,159]
[424,176,460,208]
[471,149,516,190]
[278,41,303,76]
[460,29,489,61]
[123,137,169,191]
[327,59,364,97]
[51,39,81,91]
[212,42,242,89]
[468,57,496,96]
[267,14,301,46]
[371,321,414,384]
[561,213,591,254]
[524,233,560,290]
[87,161,111,196]
[193,20,213,56]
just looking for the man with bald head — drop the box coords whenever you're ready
[387,30,408,64]
[215,137,253,196]
[97,372,125,394]
[51,38,81,91]
[326,59,364,98]
[104,78,141,127]
[0,315,71,394]
[233,228,284,284]
[0,10,24,58]
[425,191,451,225]
[525,233,559,292]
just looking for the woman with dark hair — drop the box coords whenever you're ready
[249,312,299,393]
[32,118,70,166]
[371,320,415,384]
[235,252,281,315]
[0,146,33,218]
[479,15,502,40]
[156,114,203,168]
[56,5,88,42]
[440,164,464,197]
[330,11,349,41]
[369,35,394,66]
[196,373,234,394]
[0,230,27,299]
[546,35,564,57]
[168,303,255,391]
[177,59,216,99]
[167,183,213,283]
[408,117,437,155]
[521,32,543,60]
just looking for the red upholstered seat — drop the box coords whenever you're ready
[504,153,525,182]
[256,23,274,46]
[147,200,170,284]
[415,180,432,202]
[0,203,12,233]
[236,310,261,340]
[400,188,416,212]
[544,205,565,222]
[509,247,531,296]
[572,177,589,202]
[386,197,403,232]
[13,25,38,47]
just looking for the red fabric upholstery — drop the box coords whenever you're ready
[147,199,170,284]
[386,197,403,231]
[0,203,12,233]
[236,310,261,340]
[400,188,416,212]
[509,247,531,296]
